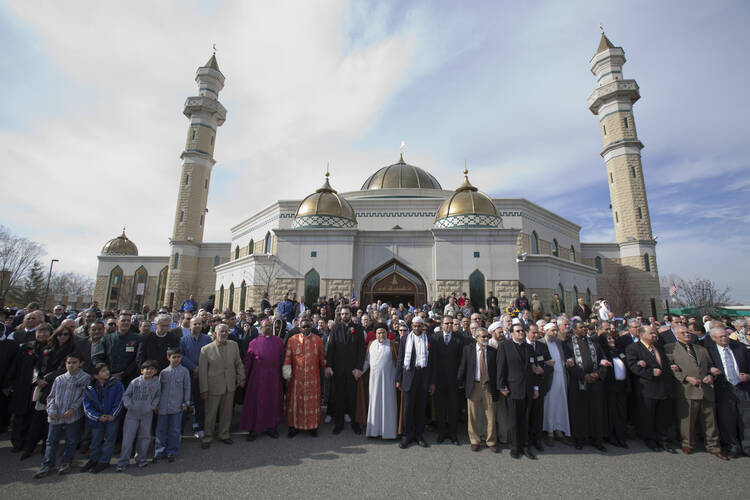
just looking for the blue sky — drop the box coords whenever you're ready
[1,1,748,301]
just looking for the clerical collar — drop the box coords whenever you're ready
[156,331,167,338]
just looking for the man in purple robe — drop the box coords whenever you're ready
[240,319,284,440]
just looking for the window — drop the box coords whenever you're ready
[637,207,643,219]
[218,285,224,310]
[264,232,272,254]
[630,166,636,178]
[191,129,196,140]
[228,283,235,312]
[595,256,602,274]
[615,211,619,223]
[234,246,240,259]
[240,281,247,311]
[210,135,214,145]
[310,251,317,257]
[569,245,576,262]
[106,266,123,310]
[644,253,651,272]
[552,239,559,257]
[623,117,629,129]
[179,210,184,223]
[558,283,565,303]
[200,214,204,226]
[573,286,579,301]
[586,288,592,305]
[602,125,607,135]
[155,266,168,309]
[469,270,486,312]
[205,179,208,189]
[304,269,320,307]
[609,172,614,184]
[173,253,179,269]
[132,266,148,313]
[248,239,254,255]
[473,251,480,258]
[185,174,189,185]
[530,231,539,255]
[214,255,220,267]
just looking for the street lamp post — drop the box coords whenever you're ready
[44,259,59,309]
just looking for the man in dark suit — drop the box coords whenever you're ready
[496,323,537,459]
[572,297,591,320]
[626,325,675,452]
[615,318,641,352]
[457,327,498,452]
[432,316,463,445]
[706,327,750,457]
[526,323,552,451]
[325,305,365,435]
[396,317,436,449]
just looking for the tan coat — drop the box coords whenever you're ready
[665,342,715,401]
[199,340,245,396]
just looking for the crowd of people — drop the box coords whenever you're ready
[0,291,748,479]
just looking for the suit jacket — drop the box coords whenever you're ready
[572,304,591,319]
[665,341,715,401]
[496,340,535,400]
[615,333,639,352]
[706,342,750,394]
[528,341,553,395]
[659,330,698,346]
[457,343,498,399]
[625,341,671,400]
[431,331,463,390]
[395,334,436,392]
[198,340,245,396]
[326,321,365,374]
[563,336,608,387]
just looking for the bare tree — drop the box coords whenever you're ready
[672,277,732,317]
[256,257,279,299]
[603,266,639,316]
[49,271,95,297]
[0,226,45,307]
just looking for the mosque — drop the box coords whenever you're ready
[92,33,663,318]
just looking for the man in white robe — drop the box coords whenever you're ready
[362,327,398,439]
[539,322,571,445]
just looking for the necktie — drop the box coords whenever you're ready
[444,334,449,345]
[684,342,696,361]
[723,347,740,386]
[479,348,488,384]
[648,345,662,367]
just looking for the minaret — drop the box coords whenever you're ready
[165,52,227,309]
[588,31,661,315]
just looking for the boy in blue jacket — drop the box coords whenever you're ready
[82,363,123,473]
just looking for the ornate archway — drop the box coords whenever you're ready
[360,259,427,308]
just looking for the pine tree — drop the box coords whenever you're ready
[18,260,47,306]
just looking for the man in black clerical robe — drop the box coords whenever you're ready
[325,306,365,434]
[563,320,609,451]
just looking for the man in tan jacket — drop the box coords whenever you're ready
[665,325,727,459]
[199,324,245,448]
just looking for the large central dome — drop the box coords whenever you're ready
[361,154,442,190]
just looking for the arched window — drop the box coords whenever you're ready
[239,281,247,311]
[218,285,224,311]
[248,239,254,255]
[469,270,486,311]
[530,231,539,255]
[557,283,565,309]
[106,266,123,311]
[569,245,576,262]
[595,256,602,274]
[228,283,235,313]
[264,232,272,254]
[644,253,651,272]
[304,269,320,307]
[586,288,592,306]
[214,255,220,267]
[172,253,179,269]
[132,266,148,313]
[573,286,579,302]
[552,239,559,257]
[234,246,240,260]
[155,266,168,309]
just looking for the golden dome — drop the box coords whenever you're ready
[434,169,500,228]
[294,171,357,228]
[361,154,442,190]
[102,228,138,256]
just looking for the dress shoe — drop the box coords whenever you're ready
[489,445,500,454]
[332,426,343,435]
[681,446,693,455]
[451,437,460,445]
[543,435,554,447]
[471,444,481,452]
[80,460,95,472]
[352,423,363,435]
[417,439,430,448]
[10,447,22,453]
[57,462,71,475]
[593,444,607,452]
[152,455,161,464]
[646,441,662,452]
[510,450,521,459]
[288,428,298,438]
[33,465,51,479]
[436,435,445,444]
[91,463,109,474]
[246,432,257,442]
[267,429,279,439]
[728,447,742,459]
[399,438,410,449]
[200,441,211,449]
[523,447,537,459]
[618,440,629,449]
[663,445,677,454]
[20,450,33,461]
[574,444,583,450]
[711,451,729,461]
[167,456,175,463]
[221,438,233,445]
[555,434,571,446]
[309,428,318,437]
[534,440,544,452]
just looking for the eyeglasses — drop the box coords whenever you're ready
[398,329,408,332]
[479,335,489,339]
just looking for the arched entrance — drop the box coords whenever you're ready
[361,259,427,308]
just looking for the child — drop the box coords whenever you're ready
[33,352,90,478]
[116,360,160,472]
[81,363,123,473]
[154,348,191,462]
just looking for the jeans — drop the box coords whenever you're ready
[42,421,80,467]
[190,376,205,431]
[89,418,120,464]
[156,412,183,457]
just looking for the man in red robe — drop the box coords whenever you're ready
[284,318,326,437]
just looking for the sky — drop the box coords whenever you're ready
[1,0,749,302]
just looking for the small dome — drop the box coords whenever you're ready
[294,172,357,229]
[434,170,501,229]
[102,228,139,255]
[361,154,442,190]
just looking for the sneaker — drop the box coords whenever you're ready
[324,415,332,424]
[80,460,95,472]
[57,463,71,475]
[115,465,126,472]
[136,461,148,468]
[33,465,51,479]
[344,414,352,423]
[194,430,205,439]
[167,456,175,463]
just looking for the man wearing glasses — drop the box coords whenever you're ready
[458,327,498,452]
[432,316,462,445]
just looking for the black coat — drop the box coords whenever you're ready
[395,334,436,392]
[706,342,750,394]
[4,341,50,414]
[496,340,535,400]
[136,332,180,372]
[431,332,463,391]
[326,321,365,375]
[528,341,553,395]
[457,343,498,399]
[625,341,671,400]
[563,336,608,388]
[615,333,639,352]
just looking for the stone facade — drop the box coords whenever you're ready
[491,280,520,307]
[324,279,354,299]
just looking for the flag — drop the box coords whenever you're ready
[669,283,678,297]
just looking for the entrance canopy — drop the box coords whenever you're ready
[361,259,427,308]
